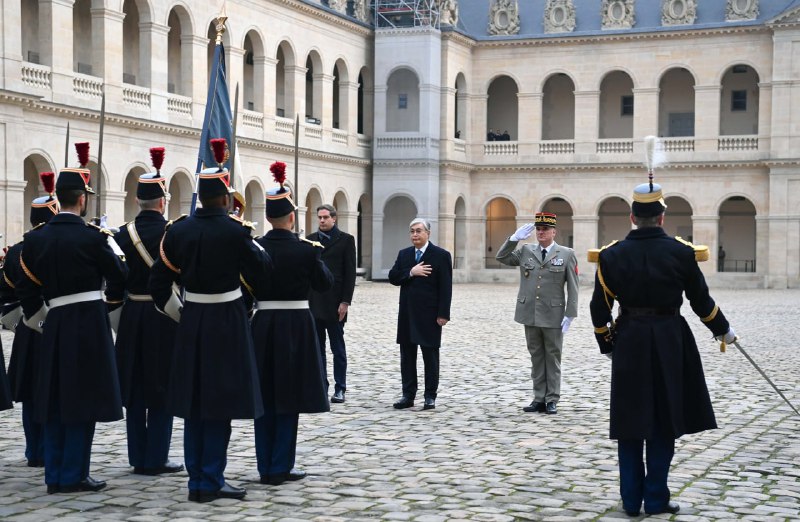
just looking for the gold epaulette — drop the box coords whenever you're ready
[674,236,709,262]
[587,240,619,263]
[30,223,46,231]
[165,214,188,231]
[228,214,255,230]
[87,223,113,236]
[300,237,324,248]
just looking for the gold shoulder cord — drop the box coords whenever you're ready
[240,274,254,296]
[596,261,615,312]
[20,255,42,286]
[159,235,181,274]
[3,272,15,289]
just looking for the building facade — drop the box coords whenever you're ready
[2,0,799,287]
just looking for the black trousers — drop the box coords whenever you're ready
[399,344,439,400]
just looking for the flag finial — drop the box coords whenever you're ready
[215,4,228,45]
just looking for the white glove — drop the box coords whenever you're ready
[561,316,573,333]
[604,353,612,361]
[510,223,535,241]
[715,327,736,344]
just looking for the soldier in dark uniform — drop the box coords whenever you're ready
[17,143,127,494]
[247,161,332,486]
[0,172,60,466]
[589,178,736,517]
[110,148,183,476]
[149,138,270,503]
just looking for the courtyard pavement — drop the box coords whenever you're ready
[0,283,798,521]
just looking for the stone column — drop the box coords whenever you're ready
[466,215,485,273]
[757,82,771,148]
[438,212,455,258]
[574,90,600,155]
[691,216,719,277]
[340,80,357,137]
[694,85,720,152]
[144,22,169,116]
[288,64,307,121]
[41,0,75,98]
[104,190,126,227]
[185,35,209,121]
[472,94,488,154]
[572,216,598,285]
[1,0,22,91]
[338,210,358,236]
[632,87,659,139]
[517,93,540,156]
[227,46,245,114]
[91,7,124,82]
[261,56,277,129]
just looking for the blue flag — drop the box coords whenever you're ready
[191,40,233,212]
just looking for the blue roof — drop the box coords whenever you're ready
[451,0,800,40]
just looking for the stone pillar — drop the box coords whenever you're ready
[288,64,307,121]
[517,93,540,156]
[456,89,470,142]
[757,82,771,147]
[144,22,169,117]
[691,216,719,277]
[41,0,75,98]
[338,210,358,236]
[340,80,356,136]
[227,46,245,114]
[91,7,124,82]
[574,90,600,155]
[632,87,659,139]
[472,94,488,154]
[318,73,333,131]
[466,215,485,272]
[572,216,598,284]
[694,85,720,152]
[186,35,209,121]
[1,0,22,91]
[104,190,126,227]
[261,56,277,128]
[1,179,28,243]
[439,212,455,258]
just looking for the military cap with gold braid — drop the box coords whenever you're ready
[266,161,296,218]
[57,142,95,193]
[534,212,557,228]
[30,172,59,226]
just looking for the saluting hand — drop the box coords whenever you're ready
[410,262,432,277]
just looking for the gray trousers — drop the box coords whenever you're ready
[523,325,563,403]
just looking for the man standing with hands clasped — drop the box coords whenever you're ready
[496,212,578,415]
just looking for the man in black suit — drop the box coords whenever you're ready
[307,204,356,404]
[388,218,452,410]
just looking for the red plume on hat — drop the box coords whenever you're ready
[40,172,55,198]
[75,142,90,168]
[209,138,229,170]
[150,147,165,176]
[270,161,287,188]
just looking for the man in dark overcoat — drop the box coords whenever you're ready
[149,141,270,502]
[589,179,736,517]
[307,204,356,403]
[110,148,182,476]
[0,171,60,466]
[388,218,452,410]
[17,158,127,494]
[247,163,332,486]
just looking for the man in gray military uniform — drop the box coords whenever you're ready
[496,212,578,414]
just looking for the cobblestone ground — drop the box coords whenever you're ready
[1,283,799,521]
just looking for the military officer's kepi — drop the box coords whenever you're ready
[56,142,95,193]
[534,212,557,228]
[137,147,169,200]
[197,138,235,198]
[266,161,296,218]
[30,171,59,225]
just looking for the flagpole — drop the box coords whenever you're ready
[294,113,300,233]
[96,88,106,219]
[64,122,70,168]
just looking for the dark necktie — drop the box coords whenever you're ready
[541,248,547,262]
[415,249,422,263]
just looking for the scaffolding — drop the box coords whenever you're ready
[373,0,440,29]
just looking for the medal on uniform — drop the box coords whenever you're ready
[551,258,564,266]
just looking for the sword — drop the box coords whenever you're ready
[64,121,70,167]
[96,88,106,218]
[726,338,800,417]
[293,113,300,233]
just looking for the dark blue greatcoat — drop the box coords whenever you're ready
[111,210,177,410]
[2,241,42,405]
[248,229,333,414]
[388,243,453,348]
[589,227,730,441]
[149,208,269,421]
[16,213,127,423]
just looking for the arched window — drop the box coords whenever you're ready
[487,76,518,141]
[659,68,695,137]
[541,197,574,248]
[720,64,759,136]
[599,71,634,139]
[718,196,756,272]
[386,68,420,132]
[542,73,575,140]
[382,196,417,269]
[21,0,41,64]
[597,197,631,247]
[485,197,516,268]
[73,0,94,75]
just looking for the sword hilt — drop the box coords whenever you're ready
[719,335,738,353]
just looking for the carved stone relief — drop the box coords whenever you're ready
[726,0,758,21]
[601,0,635,30]
[329,0,347,13]
[662,0,697,26]
[439,0,459,26]
[488,0,520,36]
[544,0,576,33]
[352,0,368,22]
